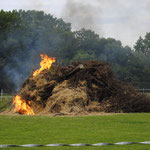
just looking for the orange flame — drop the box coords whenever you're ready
[13,95,34,115]
[33,54,56,77]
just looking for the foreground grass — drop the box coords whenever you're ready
[0,114,150,150]
[146,93,150,97]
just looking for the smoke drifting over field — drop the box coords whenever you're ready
[62,0,102,33]
[61,0,150,46]
[3,13,63,91]
[1,0,150,46]
[2,0,150,92]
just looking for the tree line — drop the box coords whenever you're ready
[0,10,150,92]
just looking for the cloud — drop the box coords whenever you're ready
[99,0,150,46]
[0,0,65,17]
[0,0,150,46]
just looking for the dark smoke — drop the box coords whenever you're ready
[4,47,61,91]
[4,57,32,91]
[3,21,63,91]
[62,0,102,34]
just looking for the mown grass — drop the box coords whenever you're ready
[146,93,150,97]
[0,114,150,150]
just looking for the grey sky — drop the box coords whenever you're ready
[0,0,150,47]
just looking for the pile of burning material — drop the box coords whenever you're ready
[13,54,150,115]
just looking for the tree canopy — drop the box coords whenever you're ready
[0,10,150,92]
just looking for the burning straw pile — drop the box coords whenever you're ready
[13,54,150,115]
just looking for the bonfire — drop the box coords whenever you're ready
[13,54,55,115]
[13,54,150,115]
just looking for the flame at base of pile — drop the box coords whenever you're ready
[13,95,34,115]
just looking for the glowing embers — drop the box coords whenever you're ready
[33,54,56,77]
[13,95,34,115]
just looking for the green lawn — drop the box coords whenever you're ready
[146,93,150,97]
[0,114,150,150]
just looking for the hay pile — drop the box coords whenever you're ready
[18,60,150,114]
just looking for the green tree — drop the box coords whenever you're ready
[74,28,100,55]
[0,10,20,91]
[72,50,96,62]
[134,33,150,53]
[134,36,145,53]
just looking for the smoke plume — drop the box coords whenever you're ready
[62,0,102,34]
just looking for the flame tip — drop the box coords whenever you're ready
[33,54,56,77]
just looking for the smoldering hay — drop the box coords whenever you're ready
[12,54,150,115]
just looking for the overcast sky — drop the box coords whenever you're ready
[1,0,150,47]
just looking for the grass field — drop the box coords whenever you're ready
[0,114,150,150]
[146,93,150,97]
